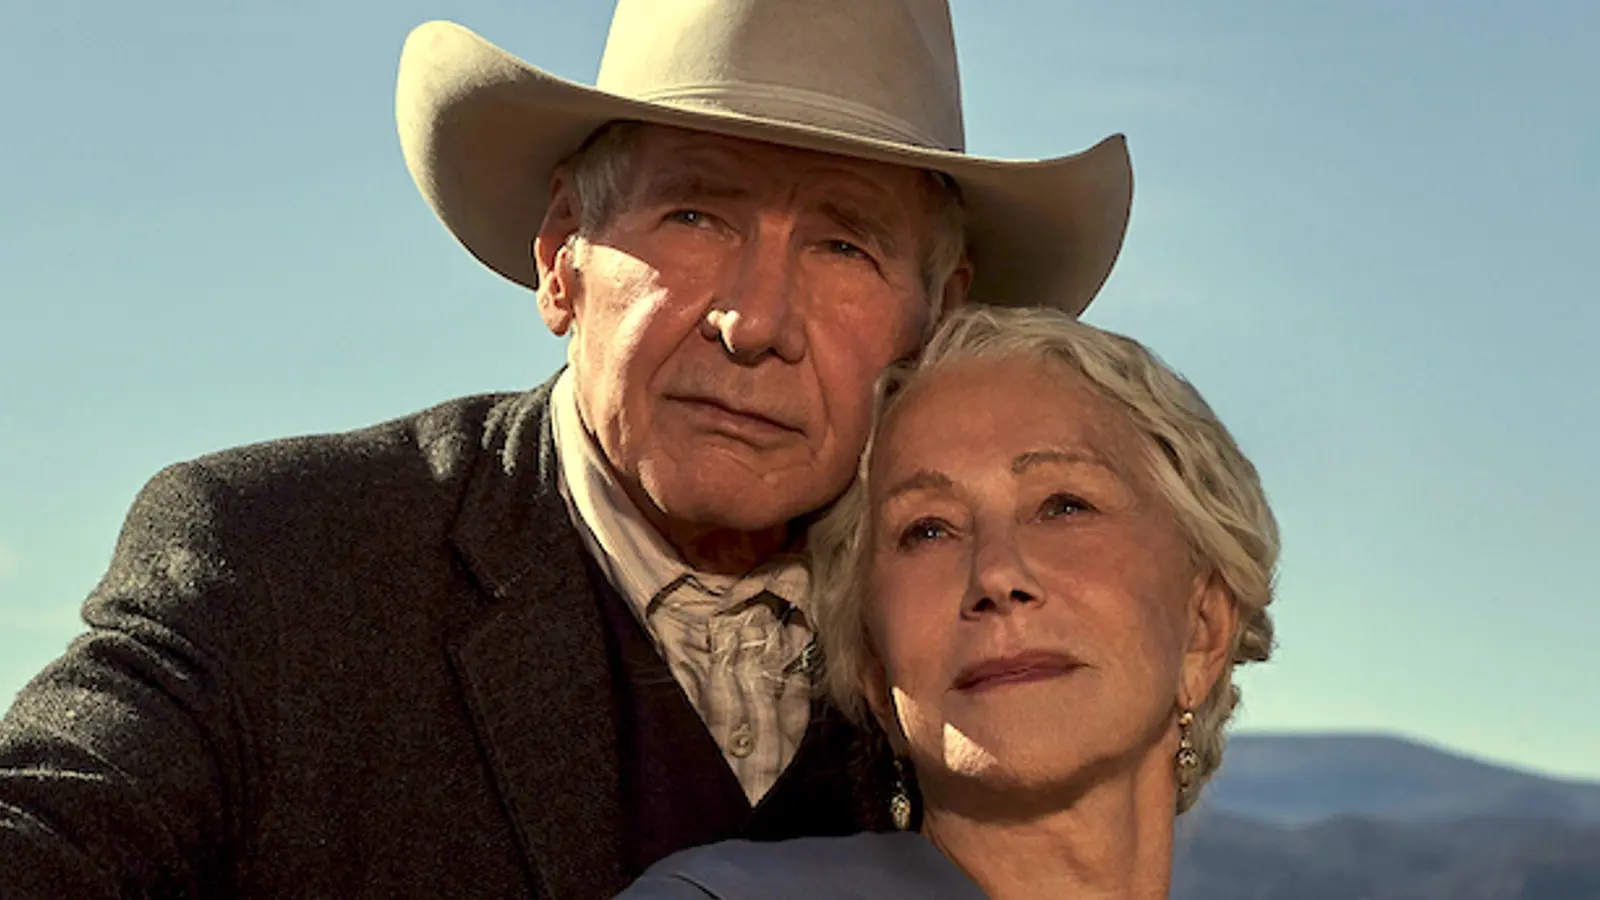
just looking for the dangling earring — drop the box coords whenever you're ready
[889,758,913,831]
[1175,707,1199,796]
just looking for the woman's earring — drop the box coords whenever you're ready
[890,758,913,831]
[1176,708,1199,794]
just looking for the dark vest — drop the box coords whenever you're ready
[586,558,896,877]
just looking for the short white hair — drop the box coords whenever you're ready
[807,303,1280,813]
[556,121,968,323]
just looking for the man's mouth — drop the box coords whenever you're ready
[669,395,805,440]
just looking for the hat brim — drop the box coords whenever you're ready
[397,21,1133,315]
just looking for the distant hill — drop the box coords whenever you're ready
[1200,732,1600,825]
[1170,733,1600,900]
[1174,812,1600,900]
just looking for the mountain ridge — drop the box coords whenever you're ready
[1202,732,1600,826]
[1173,733,1600,899]
[1228,730,1599,784]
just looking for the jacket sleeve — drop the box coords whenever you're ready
[0,462,271,899]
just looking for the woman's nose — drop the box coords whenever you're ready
[962,526,1044,617]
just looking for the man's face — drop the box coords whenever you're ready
[537,125,953,551]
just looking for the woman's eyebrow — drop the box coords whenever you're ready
[881,468,953,504]
[1011,448,1120,478]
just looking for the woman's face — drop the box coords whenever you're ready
[861,355,1235,811]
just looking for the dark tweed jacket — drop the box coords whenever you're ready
[0,380,888,899]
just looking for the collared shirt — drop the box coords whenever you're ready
[550,371,815,804]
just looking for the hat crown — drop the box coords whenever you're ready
[596,0,965,151]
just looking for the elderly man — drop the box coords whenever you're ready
[0,2,1130,898]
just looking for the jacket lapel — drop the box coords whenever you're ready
[446,380,628,900]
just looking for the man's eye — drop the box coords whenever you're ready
[826,239,871,260]
[897,518,951,549]
[667,209,710,226]
[1040,492,1092,519]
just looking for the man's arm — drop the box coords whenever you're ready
[0,462,269,899]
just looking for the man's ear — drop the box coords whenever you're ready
[860,646,909,756]
[939,254,974,315]
[1180,571,1240,707]
[533,172,582,337]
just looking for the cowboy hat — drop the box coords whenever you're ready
[397,0,1133,315]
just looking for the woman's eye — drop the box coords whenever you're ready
[1040,492,1092,519]
[896,518,951,549]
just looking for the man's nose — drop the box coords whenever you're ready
[962,525,1045,618]
[703,226,807,364]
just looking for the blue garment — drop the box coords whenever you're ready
[613,832,989,899]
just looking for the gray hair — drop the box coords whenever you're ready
[806,304,1280,814]
[557,121,968,323]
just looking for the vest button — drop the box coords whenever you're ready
[729,722,755,758]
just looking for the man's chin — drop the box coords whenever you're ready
[641,465,838,538]
[653,493,800,536]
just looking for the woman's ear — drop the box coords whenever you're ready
[1180,571,1240,707]
[533,173,582,337]
[859,646,910,756]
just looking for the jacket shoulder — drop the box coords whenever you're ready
[107,387,555,580]
[194,391,521,494]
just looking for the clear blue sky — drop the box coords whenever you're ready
[2,2,1596,779]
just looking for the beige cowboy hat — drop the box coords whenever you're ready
[397,0,1133,315]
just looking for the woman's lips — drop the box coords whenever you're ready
[953,650,1083,692]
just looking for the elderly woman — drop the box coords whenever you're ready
[616,304,1279,899]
